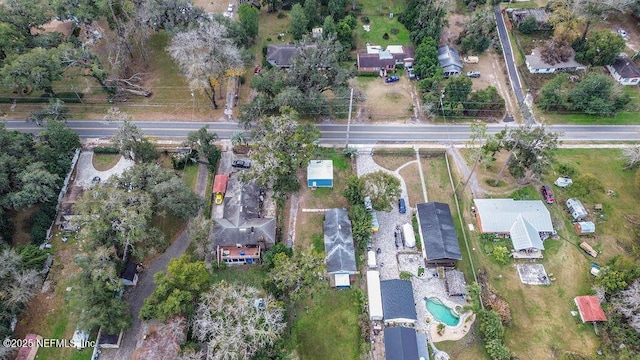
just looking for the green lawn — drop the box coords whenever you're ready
[356,0,411,48]
[291,288,361,360]
[181,163,199,191]
[210,265,266,289]
[541,111,640,125]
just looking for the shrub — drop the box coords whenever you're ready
[390,28,400,35]
[30,203,57,244]
[518,16,537,34]
[93,146,119,154]
[567,175,604,199]
[491,245,510,265]
[360,16,369,24]
[400,271,413,280]
[382,32,389,40]
[557,163,577,178]
[277,12,287,19]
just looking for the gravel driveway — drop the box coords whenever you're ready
[75,151,134,188]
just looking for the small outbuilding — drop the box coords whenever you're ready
[445,269,468,297]
[381,279,418,326]
[384,327,419,360]
[307,160,334,188]
[574,295,607,323]
[566,198,588,221]
[367,270,383,321]
[606,55,640,86]
[574,221,595,235]
[121,261,139,286]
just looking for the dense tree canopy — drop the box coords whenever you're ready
[458,7,496,54]
[573,29,626,66]
[398,0,446,47]
[538,74,630,116]
[245,110,320,194]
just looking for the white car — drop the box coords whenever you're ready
[554,177,573,188]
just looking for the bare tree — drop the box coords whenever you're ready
[622,146,640,169]
[167,19,243,109]
[132,317,188,360]
[192,282,286,360]
[613,279,640,332]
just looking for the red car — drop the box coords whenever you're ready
[541,185,554,204]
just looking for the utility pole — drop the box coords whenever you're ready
[345,88,354,148]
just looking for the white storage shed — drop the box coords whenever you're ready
[367,271,383,321]
[402,223,416,248]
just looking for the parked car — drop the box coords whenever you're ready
[541,185,554,204]
[215,193,224,205]
[385,75,400,83]
[232,160,251,168]
[398,198,407,214]
[466,71,481,78]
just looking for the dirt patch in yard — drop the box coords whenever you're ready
[398,163,424,206]
[467,51,517,122]
[353,76,415,123]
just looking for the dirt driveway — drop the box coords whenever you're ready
[466,52,517,121]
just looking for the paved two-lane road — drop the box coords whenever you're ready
[4,120,640,144]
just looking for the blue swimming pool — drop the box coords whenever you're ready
[426,297,460,326]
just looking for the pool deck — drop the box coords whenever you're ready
[409,266,476,342]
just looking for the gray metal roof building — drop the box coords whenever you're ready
[323,208,357,274]
[437,45,463,77]
[384,327,420,360]
[416,202,462,267]
[380,279,417,325]
[474,198,553,251]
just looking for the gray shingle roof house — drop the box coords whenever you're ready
[266,44,317,69]
[380,279,417,325]
[416,202,462,267]
[212,178,276,248]
[324,208,356,287]
[384,327,419,360]
[437,45,463,77]
[606,55,640,86]
[525,48,587,74]
[473,199,554,251]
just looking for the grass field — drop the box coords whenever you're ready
[290,288,361,360]
[181,163,199,191]
[356,0,411,49]
[92,154,121,171]
[448,148,640,359]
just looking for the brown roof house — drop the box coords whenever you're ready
[606,55,640,86]
[357,44,415,74]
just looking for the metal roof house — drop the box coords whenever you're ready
[416,202,462,267]
[212,179,276,265]
[324,208,357,288]
[525,48,587,74]
[474,199,554,252]
[574,295,607,323]
[367,270,383,321]
[307,160,333,188]
[437,45,463,77]
[606,55,640,86]
[380,279,417,325]
[384,327,420,360]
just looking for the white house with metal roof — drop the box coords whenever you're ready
[473,199,554,252]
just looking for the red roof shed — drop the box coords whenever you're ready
[574,295,607,322]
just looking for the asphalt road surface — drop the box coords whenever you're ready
[494,5,531,124]
[4,120,640,144]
